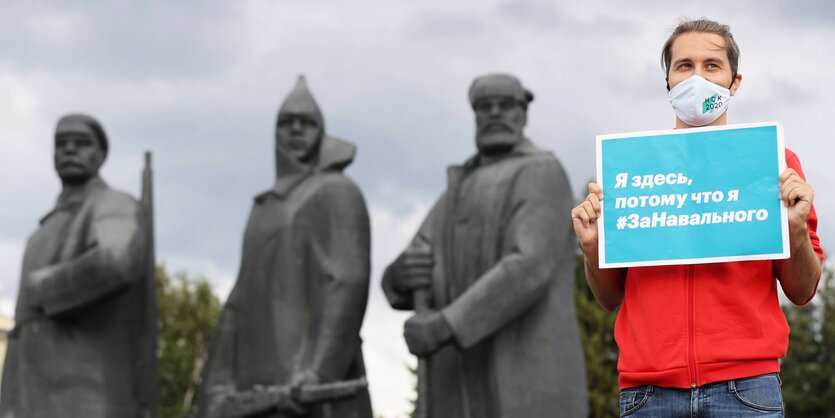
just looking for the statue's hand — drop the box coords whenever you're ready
[286,369,318,413]
[404,311,453,357]
[391,241,434,293]
[25,267,52,310]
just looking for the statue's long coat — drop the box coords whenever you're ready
[383,140,588,418]
[0,177,156,418]
[198,137,372,418]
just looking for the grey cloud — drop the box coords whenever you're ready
[759,76,820,105]
[495,0,639,37]
[407,13,487,40]
[495,0,560,22]
[734,75,822,123]
[750,0,835,26]
[0,0,245,80]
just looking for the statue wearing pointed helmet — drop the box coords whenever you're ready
[196,77,373,418]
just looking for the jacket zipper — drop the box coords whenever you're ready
[687,265,697,387]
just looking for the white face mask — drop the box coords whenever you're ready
[668,75,731,127]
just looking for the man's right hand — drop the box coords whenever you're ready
[571,182,603,254]
[571,182,626,311]
[389,240,433,293]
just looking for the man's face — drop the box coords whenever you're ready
[276,113,322,163]
[668,32,741,95]
[473,96,527,154]
[54,132,104,184]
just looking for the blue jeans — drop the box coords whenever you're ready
[619,373,784,417]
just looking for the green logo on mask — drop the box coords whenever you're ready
[702,94,723,114]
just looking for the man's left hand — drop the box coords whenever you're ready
[779,168,814,234]
[404,311,453,357]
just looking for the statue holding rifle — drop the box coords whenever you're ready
[0,114,158,418]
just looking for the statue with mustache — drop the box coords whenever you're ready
[382,74,588,417]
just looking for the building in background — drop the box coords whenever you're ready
[0,316,13,385]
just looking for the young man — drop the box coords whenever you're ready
[572,19,824,417]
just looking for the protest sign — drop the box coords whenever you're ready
[596,122,789,268]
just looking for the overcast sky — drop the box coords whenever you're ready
[1,1,833,416]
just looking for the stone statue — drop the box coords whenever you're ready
[0,114,158,417]
[196,76,373,418]
[382,74,588,417]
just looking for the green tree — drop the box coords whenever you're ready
[574,253,620,418]
[782,263,835,417]
[156,264,222,418]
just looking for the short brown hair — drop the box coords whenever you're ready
[661,18,740,89]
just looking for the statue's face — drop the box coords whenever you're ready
[473,96,527,154]
[54,132,104,184]
[276,113,322,163]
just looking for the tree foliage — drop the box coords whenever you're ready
[156,264,222,418]
[781,263,835,417]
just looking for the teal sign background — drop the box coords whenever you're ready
[597,123,788,268]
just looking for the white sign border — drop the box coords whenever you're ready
[595,121,789,269]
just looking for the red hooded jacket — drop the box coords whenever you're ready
[616,149,824,389]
